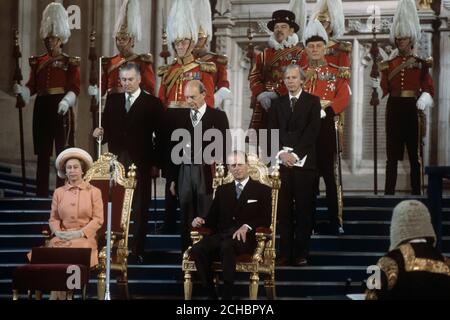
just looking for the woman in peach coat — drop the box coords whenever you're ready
[48,147,104,267]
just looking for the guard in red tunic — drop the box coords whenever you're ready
[158,56,216,109]
[88,0,156,97]
[302,20,350,235]
[248,9,304,130]
[308,0,351,77]
[372,0,434,195]
[14,2,80,197]
[158,0,216,109]
[192,0,231,111]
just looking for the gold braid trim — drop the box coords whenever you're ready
[377,256,399,290]
[399,244,450,275]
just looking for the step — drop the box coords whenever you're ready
[0,172,36,186]
[2,208,448,225]
[0,166,11,174]
[0,278,364,299]
[0,180,36,194]
[3,234,450,253]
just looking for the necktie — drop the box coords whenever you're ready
[236,182,243,199]
[290,97,297,112]
[125,94,132,113]
[192,110,200,126]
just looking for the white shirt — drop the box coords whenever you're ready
[235,177,252,231]
[289,89,302,102]
[191,103,207,124]
[235,176,249,189]
[125,87,141,111]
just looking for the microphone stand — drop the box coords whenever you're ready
[104,157,116,300]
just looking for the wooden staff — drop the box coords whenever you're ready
[89,0,99,159]
[12,29,27,195]
[159,8,170,65]
[369,22,380,195]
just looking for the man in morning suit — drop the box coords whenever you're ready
[93,62,164,261]
[167,80,229,253]
[191,151,272,300]
[268,64,321,266]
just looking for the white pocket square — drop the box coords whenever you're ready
[247,199,258,203]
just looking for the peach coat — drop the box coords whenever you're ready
[47,181,104,267]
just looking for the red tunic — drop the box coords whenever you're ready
[158,56,216,108]
[249,46,304,98]
[26,53,80,96]
[380,54,434,98]
[101,53,156,95]
[195,52,229,90]
[302,62,350,114]
[299,40,351,79]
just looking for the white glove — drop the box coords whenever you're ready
[320,109,326,119]
[55,230,84,240]
[416,92,433,111]
[13,84,31,104]
[370,77,380,89]
[214,87,232,109]
[57,100,70,115]
[57,91,77,115]
[88,85,98,97]
[257,91,278,111]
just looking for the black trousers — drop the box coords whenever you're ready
[163,181,178,232]
[191,233,255,293]
[178,165,213,253]
[33,95,74,197]
[278,167,317,261]
[316,115,340,229]
[385,97,421,195]
[119,152,152,255]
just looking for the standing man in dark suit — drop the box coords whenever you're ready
[93,62,164,261]
[191,151,272,300]
[268,64,321,266]
[167,80,229,253]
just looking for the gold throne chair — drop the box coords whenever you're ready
[181,153,280,300]
[84,152,136,300]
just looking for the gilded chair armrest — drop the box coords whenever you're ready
[41,225,51,238]
[182,246,192,261]
[111,231,125,239]
[190,227,212,245]
[255,227,272,237]
[191,227,212,235]
[254,228,272,263]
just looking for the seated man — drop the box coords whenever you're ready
[190,151,272,300]
[366,200,450,300]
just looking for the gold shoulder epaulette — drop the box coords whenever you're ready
[328,63,351,78]
[29,56,38,66]
[338,40,353,53]
[338,67,351,79]
[139,53,154,64]
[424,57,433,68]
[215,54,228,65]
[101,56,111,66]
[415,55,433,68]
[377,256,399,290]
[68,56,81,66]
[379,60,389,71]
[198,61,217,73]
[157,65,170,77]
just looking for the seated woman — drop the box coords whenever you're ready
[48,147,104,267]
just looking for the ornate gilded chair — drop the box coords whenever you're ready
[84,152,136,300]
[181,154,280,300]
